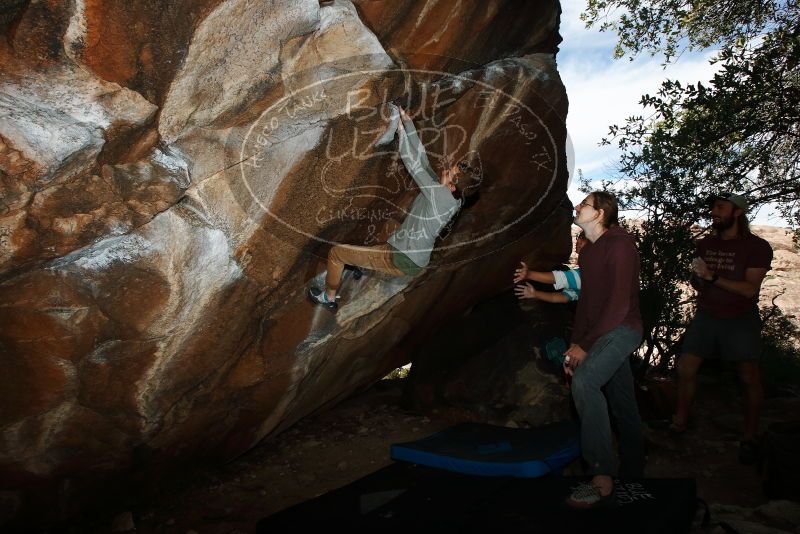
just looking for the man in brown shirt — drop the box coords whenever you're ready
[673,192,773,465]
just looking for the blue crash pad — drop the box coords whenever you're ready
[390,420,580,477]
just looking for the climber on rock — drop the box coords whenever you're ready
[308,105,481,311]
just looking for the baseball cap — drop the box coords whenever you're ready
[707,191,748,212]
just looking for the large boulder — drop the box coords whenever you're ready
[0,0,570,527]
[352,0,562,71]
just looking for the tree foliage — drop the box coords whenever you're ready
[760,297,800,396]
[580,0,800,368]
[583,0,789,62]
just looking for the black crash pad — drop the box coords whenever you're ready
[256,462,698,533]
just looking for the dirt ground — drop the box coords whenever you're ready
[91,379,450,534]
[77,370,800,534]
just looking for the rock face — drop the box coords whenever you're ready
[755,225,800,327]
[0,60,160,275]
[352,0,561,71]
[406,290,575,427]
[0,0,570,527]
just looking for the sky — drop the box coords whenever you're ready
[556,1,784,226]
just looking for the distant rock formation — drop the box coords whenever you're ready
[0,0,571,527]
[755,226,800,327]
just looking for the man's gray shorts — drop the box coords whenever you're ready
[682,308,762,361]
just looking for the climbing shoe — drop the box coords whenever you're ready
[351,266,364,280]
[308,286,338,311]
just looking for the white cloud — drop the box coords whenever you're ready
[751,202,789,226]
[558,2,720,207]
[559,1,617,52]
[562,52,717,173]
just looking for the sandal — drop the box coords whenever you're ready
[565,482,616,509]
